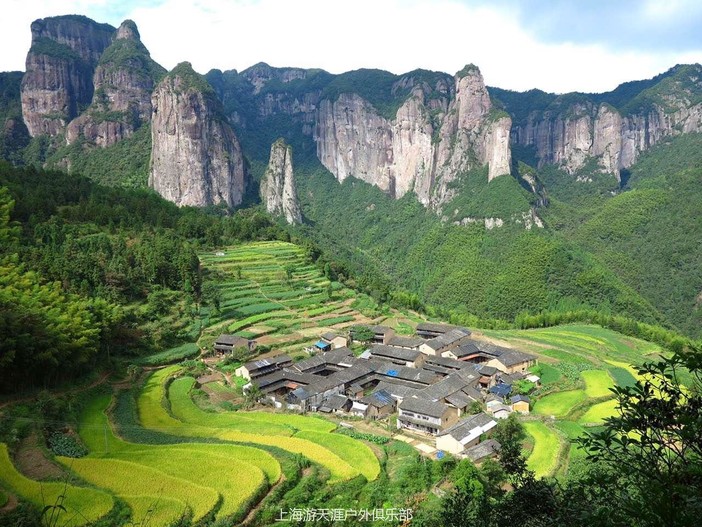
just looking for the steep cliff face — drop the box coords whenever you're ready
[261,139,302,224]
[431,67,512,206]
[508,64,702,179]
[314,66,511,208]
[20,15,115,137]
[66,20,165,147]
[149,62,246,207]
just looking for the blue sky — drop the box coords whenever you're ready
[2,0,700,93]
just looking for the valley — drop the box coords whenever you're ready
[0,9,700,527]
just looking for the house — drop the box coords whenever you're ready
[416,323,469,339]
[525,374,541,386]
[313,340,332,352]
[370,325,395,344]
[320,332,348,349]
[436,413,498,455]
[213,334,256,355]
[350,400,369,417]
[319,394,352,414]
[489,382,512,399]
[397,397,460,435]
[369,345,426,368]
[347,383,364,399]
[419,328,473,356]
[235,354,292,381]
[464,438,501,462]
[387,336,425,350]
[360,389,396,419]
[442,341,480,361]
[489,404,512,419]
[511,394,531,414]
[483,346,537,374]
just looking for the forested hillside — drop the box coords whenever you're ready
[0,161,288,391]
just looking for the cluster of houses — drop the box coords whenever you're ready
[218,322,537,458]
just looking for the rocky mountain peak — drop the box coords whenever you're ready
[65,19,165,148]
[115,19,140,41]
[261,138,302,224]
[21,15,116,137]
[148,63,246,207]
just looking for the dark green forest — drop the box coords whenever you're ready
[0,161,290,392]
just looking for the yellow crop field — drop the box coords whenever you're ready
[62,457,219,522]
[0,444,113,527]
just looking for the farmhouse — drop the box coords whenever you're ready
[213,334,256,355]
[419,328,473,356]
[511,394,531,414]
[320,332,348,349]
[416,322,468,339]
[436,412,498,455]
[235,354,293,381]
[464,438,501,462]
[387,335,424,350]
[397,397,460,435]
[360,389,396,419]
[368,345,426,368]
[319,394,352,414]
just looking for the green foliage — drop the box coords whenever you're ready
[168,62,215,95]
[336,428,389,444]
[29,37,81,61]
[445,166,534,220]
[47,432,88,458]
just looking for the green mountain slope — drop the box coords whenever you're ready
[545,133,702,336]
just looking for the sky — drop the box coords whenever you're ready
[1,0,701,94]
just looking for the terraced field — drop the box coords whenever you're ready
[486,324,662,478]
[139,367,377,483]
[0,444,114,527]
[197,241,377,354]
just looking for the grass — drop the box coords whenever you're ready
[294,431,381,481]
[533,390,587,417]
[138,368,366,482]
[78,394,279,520]
[136,343,200,366]
[581,370,615,398]
[537,363,562,384]
[578,400,619,425]
[0,443,114,527]
[62,457,219,523]
[523,422,561,479]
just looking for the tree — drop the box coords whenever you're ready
[578,348,702,527]
[493,413,531,485]
[351,325,375,344]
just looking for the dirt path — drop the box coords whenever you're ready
[241,474,287,526]
[15,432,64,480]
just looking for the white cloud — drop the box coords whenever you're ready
[1,0,700,93]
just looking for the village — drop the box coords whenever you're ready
[212,322,538,460]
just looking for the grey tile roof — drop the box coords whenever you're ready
[423,328,472,351]
[399,397,449,418]
[464,438,501,461]
[243,354,292,372]
[438,413,497,441]
[370,344,423,363]
[215,334,251,346]
[387,336,425,348]
[416,322,467,334]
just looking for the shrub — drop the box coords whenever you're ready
[47,432,88,458]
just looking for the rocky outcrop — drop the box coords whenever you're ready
[315,66,511,209]
[65,20,165,147]
[511,65,702,180]
[261,139,302,224]
[149,62,246,207]
[20,15,115,137]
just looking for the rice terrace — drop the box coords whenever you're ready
[0,240,673,525]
